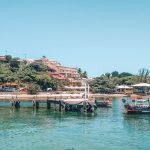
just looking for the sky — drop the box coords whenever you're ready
[0,0,150,77]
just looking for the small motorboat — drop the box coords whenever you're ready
[95,98,112,107]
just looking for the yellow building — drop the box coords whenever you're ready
[115,85,133,94]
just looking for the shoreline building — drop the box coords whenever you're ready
[115,85,133,94]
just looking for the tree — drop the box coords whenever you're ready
[90,71,137,93]
[5,55,12,63]
[111,71,119,77]
[30,62,47,72]
[105,73,111,79]
[118,76,137,85]
[35,74,56,91]
[10,57,20,70]
[0,56,83,93]
[78,68,82,75]
[77,68,88,78]
[138,68,150,83]
[82,71,88,78]
[27,83,40,94]
[90,75,115,94]
[119,72,133,78]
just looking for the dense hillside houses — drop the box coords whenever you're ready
[0,55,86,92]
[1,55,150,94]
[35,56,83,86]
[0,55,80,81]
[35,56,80,79]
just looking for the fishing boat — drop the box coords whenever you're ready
[95,98,112,107]
[122,98,150,114]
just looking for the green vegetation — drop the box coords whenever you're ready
[0,55,69,94]
[1,55,150,94]
[90,69,150,93]
[27,83,40,94]
[77,68,88,78]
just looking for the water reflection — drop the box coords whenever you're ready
[1,99,150,150]
[123,114,150,131]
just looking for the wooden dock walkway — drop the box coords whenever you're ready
[0,93,125,101]
[0,94,96,113]
[0,93,127,113]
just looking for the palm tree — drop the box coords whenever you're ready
[83,71,88,78]
[138,68,150,82]
[78,68,82,74]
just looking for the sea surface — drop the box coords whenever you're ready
[0,99,150,150]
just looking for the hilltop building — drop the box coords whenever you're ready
[0,56,7,62]
[0,55,85,87]
[35,56,80,83]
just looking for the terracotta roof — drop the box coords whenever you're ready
[0,56,6,61]
[0,83,18,86]
[47,66,57,72]
[51,74,68,80]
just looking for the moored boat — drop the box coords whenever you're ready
[95,99,112,107]
[122,98,150,114]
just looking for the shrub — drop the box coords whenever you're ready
[27,83,40,95]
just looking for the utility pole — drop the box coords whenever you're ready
[84,83,90,101]
[88,84,90,99]
[84,83,87,101]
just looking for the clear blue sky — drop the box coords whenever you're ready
[0,0,150,77]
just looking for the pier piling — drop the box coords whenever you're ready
[35,101,39,109]
[47,100,51,109]
[15,101,20,108]
[1,95,96,113]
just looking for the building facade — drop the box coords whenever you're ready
[0,56,7,63]
[36,56,80,80]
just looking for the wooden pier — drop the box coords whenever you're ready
[0,94,96,113]
[0,92,127,113]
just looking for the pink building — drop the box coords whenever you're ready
[35,56,80,81]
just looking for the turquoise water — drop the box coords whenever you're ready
[0,99,150,150]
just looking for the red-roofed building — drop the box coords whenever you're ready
[36,56,80,79]
[0,56,7,62]
[35,56,81,86]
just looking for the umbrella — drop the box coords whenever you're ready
[116,85,133,89]
[132,83,150,87]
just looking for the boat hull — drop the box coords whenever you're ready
[124,104,150,114]
[95,100,112,108]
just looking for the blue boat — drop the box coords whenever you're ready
[122,98,150,114]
